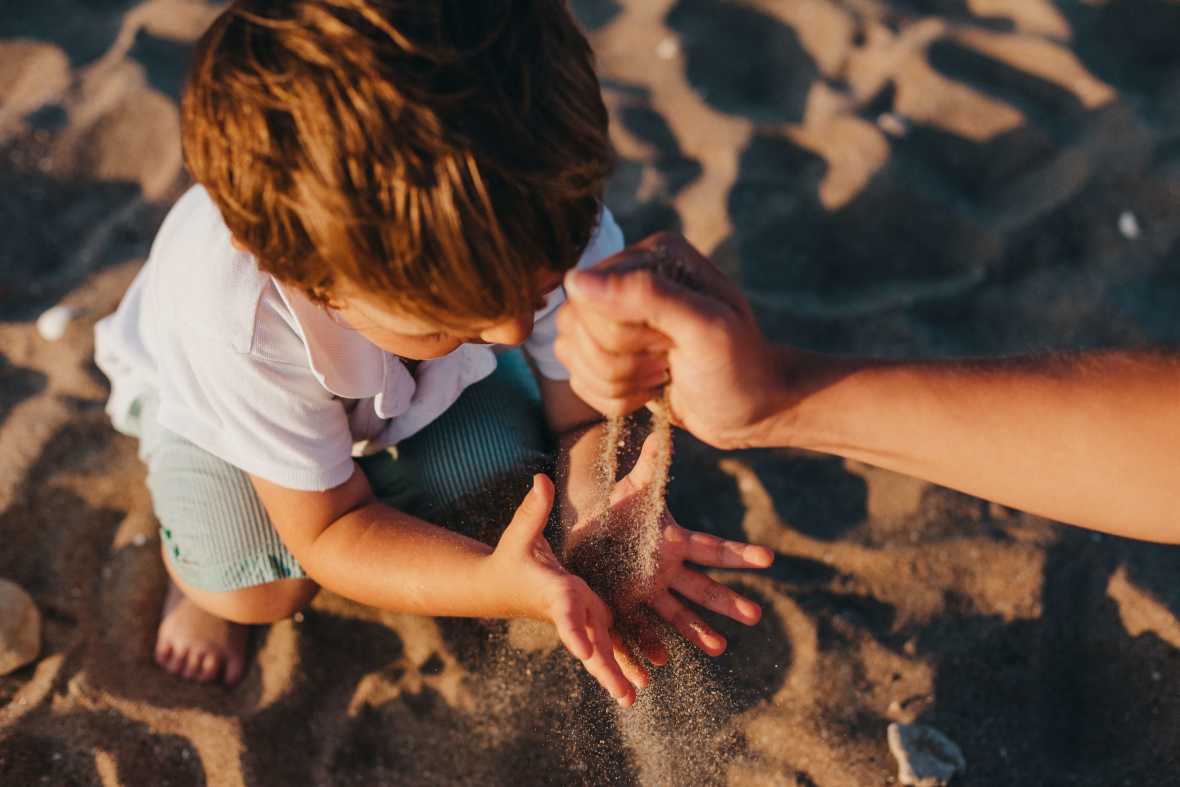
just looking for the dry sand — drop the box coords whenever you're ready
[5,0,1180,784]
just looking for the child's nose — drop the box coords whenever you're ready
[479,314,534,346]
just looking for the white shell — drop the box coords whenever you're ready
[888,722,966,787]
[36,304,77,342]
[1118,210,1142,240]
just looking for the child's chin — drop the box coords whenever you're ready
[397,342,465,361]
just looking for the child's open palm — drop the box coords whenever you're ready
[572,435,775,663]
[487,474,646,707]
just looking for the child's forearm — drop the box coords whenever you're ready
[297,504,535,619]
[780,350,1180,541]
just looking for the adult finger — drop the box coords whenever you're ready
[568,373,664,420]
[555,306,670,385]
[649,590,727,656]
[560,295,676,357]
[671,569,762,625]
[683,530,775,569]
[630,232,751,315]
[565,265,730,351]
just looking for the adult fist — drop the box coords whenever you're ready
[555,233,791,450]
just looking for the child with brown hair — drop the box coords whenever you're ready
[95,0,772,707]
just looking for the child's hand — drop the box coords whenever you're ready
[572,435,775,662]
[486,474,646,707]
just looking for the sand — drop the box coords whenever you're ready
[5,0,1180,784]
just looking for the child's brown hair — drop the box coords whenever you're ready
[181,0,613,328]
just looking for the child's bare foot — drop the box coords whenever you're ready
[155,579,248,685]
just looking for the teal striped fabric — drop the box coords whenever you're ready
[138,350,552,593]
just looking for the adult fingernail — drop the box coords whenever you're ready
[565,270,605,299]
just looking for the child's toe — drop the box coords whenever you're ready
[183,649,206,680]
[164,647,187,675]
[197,651,221,683]
[155,641,173,668]
[223,653,246,687]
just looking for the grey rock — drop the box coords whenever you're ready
[887,722,966,787]
[0,578,41,675]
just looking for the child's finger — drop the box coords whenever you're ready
[649,590,727,656]
[583,613,635,706]
[634,622,669,667]
[610,631,650,690]
[684,530,775,568]
[617,431,664,498]
[672,569,762,625]
[553,599,592,661]
[497,474,556,553]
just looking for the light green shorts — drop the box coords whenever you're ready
[136,351,552,593]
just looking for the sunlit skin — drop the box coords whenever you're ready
[157,241,774,703]
[557,231,1180,543]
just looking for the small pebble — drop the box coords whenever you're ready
[888,723,966,787]
[877,112,910,138]
[36,304,77,342]
[1118,210,1141,240]
[656,37,680,60]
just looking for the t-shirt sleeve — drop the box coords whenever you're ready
[523,206,625,380]
[153,337,356,492]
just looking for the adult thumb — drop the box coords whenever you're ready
[499,474,556,552]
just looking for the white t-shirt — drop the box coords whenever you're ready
[95,185,623,491]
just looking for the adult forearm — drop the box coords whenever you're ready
[769,350,1180,540]
[299,504,529,618]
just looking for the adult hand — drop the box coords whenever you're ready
[555,232,797,450]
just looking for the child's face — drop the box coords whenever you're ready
[331,269,565,360]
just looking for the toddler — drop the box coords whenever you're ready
[95,0,771,707]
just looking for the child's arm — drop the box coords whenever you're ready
[249,468,639,705]
[538,378,773,659]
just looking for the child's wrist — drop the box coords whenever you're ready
[475,551,549,621]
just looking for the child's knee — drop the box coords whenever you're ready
[171,565,319,625]
[218,578,319,624]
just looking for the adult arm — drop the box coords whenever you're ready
[554,233,1180,542]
